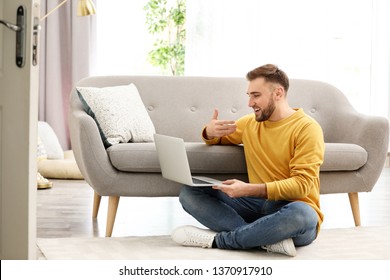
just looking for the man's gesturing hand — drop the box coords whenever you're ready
[204,109,237,140]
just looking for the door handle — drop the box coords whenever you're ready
[0,20,22,31]
[0,6,26,68]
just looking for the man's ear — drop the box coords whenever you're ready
[274,87,285,100]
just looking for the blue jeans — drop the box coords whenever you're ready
[179,185,318,250]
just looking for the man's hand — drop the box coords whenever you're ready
[213,179,267,198]
[204,109,237,140]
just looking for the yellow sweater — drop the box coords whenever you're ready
[203,108,325,228]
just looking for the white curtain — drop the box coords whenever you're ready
[89,0,389,119]
[39,0,97,150]
[185,0,390,117]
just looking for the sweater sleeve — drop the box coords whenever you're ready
[266,122,325,200]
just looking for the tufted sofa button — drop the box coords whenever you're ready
[147,105,154,111]
[231,107,238,113]
[310,108,317,113]
[190,106,197,112]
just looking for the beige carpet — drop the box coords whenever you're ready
[36,226,390,260]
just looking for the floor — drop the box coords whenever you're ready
[36,168,390,257]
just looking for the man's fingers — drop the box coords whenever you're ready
[221,179,236,185]
[212,108,219,120]
[216,122,236,132]
[208,109,237,138]
[218,120,235,125]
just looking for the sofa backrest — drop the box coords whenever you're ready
[288,79,357,143]
[72,76,250,142]
[71,76,356,143]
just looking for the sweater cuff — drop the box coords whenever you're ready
[265,181,277,200]
[201,127,221,145]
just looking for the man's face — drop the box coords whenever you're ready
[247,77,276,122]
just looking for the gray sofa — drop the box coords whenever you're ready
[69,76,389,237]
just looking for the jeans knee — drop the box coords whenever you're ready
[179,185,190,205]
[179,185,200,212]
[288,202,317,229]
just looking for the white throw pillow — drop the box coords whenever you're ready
[37,135,48,160]
[38,121,64,159]
[76,83,156,147]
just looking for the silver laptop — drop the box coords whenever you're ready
[154,134,222,187]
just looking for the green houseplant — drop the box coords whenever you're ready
[144,0,186,75]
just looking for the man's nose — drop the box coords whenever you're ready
[248,97,255,107]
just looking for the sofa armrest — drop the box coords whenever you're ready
[69,107,119,193]
[328,111,389,191]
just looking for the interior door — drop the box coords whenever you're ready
[0,0,40,259]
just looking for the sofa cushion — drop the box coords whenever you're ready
[107,142,247,174]
[107,143,367,174]
[107,142,367,174]
[76,83,156,148]
[321,143,367,171]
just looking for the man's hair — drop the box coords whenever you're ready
[246,64,289,92]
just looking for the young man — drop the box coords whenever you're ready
[172,64,325,257]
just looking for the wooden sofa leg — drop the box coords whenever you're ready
[92,191,102,219]
[106,196,120,237]
[348,192,361,226]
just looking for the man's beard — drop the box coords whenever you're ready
[255,98,276,122]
